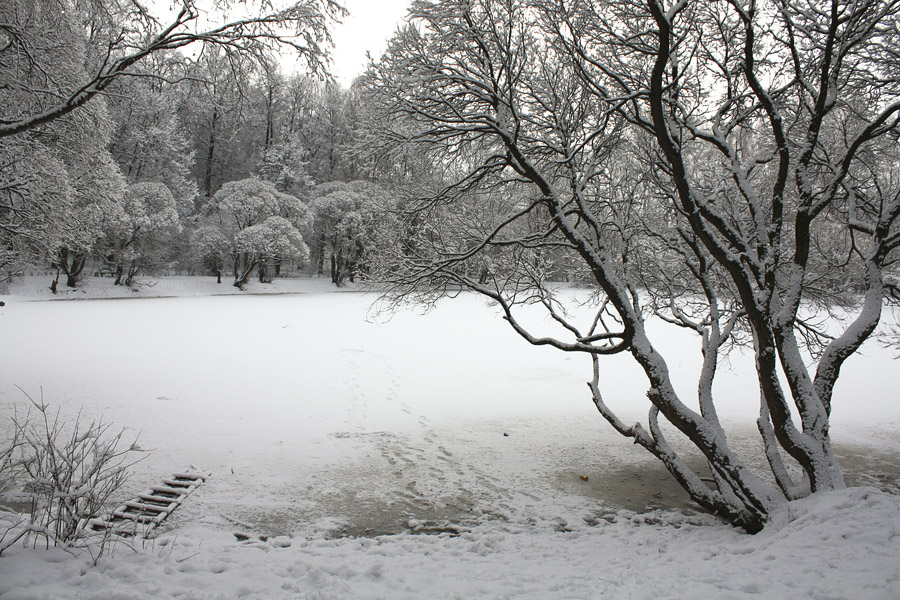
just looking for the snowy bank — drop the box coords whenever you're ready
[1,488,898,599]
[2,273,352,301]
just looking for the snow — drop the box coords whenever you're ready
[1,489,898,599]
[1,275,899,599]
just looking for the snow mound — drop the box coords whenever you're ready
[762,486,900,551]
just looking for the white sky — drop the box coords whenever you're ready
[329,0,412,87]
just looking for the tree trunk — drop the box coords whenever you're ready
[258,261,270,283]
[53,248,86,288]
[233,256,256,289]
[265,86,275,151]
[49,267,60,294]
[313,233,326,276]
[124,261,140,286]
[65,254,85,288]
[203,106,218,198]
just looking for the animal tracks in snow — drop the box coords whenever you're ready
[337,348,410,431]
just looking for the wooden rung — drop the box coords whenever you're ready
[172,473,206,481]
[123,500,170,514]
[87,518,116,529]
[147,489,180,499]
[139,494,180,506]
[163,479,195,488]
[151,485,188,496]
[113,509,164,524]
[89,519,138,533]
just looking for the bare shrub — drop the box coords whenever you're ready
[0,393,145,556]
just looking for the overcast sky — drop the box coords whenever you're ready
[329,0,412,87]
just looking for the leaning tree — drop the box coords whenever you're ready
[365,0,900,532]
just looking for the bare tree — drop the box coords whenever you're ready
[0,397,145,556]
[365,0,900,532]
[0,0,344,138]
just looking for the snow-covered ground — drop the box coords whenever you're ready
[0,275,898,599]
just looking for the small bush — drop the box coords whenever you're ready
[0,393,145,555]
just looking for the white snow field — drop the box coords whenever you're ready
[0,276,899,599]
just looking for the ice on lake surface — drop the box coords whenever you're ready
[200,429,900,539]
[1,281,898,540]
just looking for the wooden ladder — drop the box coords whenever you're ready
[85,470,209,537]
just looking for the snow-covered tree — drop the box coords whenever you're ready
[107,182,181,286]
[366,0,900,532]
[180,49,265,200]
[0,0,342,139]
[53,153,127,289]
[233,216,309,287]
[191,225,232,284]
[212,178,282,234]
[308,181,394,286]
[0,0,128,288]
[206,177,310,286]
[108,76,199,220]
[0,138,71,284]
[258,136,316,199]
[274,77,364,183]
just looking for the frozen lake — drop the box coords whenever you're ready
[2,281,898,539]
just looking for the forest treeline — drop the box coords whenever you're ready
[0,0,409,289]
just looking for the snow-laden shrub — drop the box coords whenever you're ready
[0,395,145,555]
